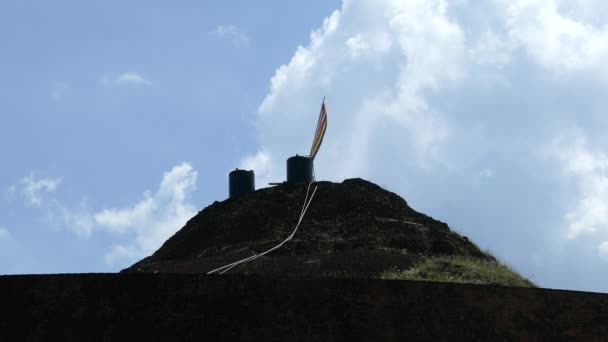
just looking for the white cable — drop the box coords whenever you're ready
[213,185,317,275]
[216,185,317,274]
[207,182,318,275]
[297,181,313,224]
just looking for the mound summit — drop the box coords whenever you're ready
[124,178,531,286]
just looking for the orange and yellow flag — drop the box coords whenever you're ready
[309,98,327,160]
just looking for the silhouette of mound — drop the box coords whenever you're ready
[124,178,503,279]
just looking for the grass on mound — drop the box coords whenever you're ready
[380,256,535,288]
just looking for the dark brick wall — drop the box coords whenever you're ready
[0,274,607,341]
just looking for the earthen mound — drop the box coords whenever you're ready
[123,178,508,280]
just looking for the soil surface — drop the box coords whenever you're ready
[124,178,491,277]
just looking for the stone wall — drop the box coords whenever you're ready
[1,274,606,341]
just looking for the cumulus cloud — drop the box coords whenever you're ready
[57,199,95,238]
[244,0,608,289]
[95,162,198,265]
[239,150,273,187]
[468,30,512,67]
[548,134,608,257]
[210,25,249,48]
[101,71,152,87]
[254,0,466,183]
[250,0,608,216]
[11,175,95,237]
[11,163,198,268]
[505,0,608,76]
[14,173,62,206]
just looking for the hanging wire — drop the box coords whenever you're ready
[207,181,318,275]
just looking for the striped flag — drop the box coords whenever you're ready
[309,98,328,160]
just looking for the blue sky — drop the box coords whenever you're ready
[2,0,608,293]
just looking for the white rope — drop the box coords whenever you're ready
[207,181,318,275]
[209,184,317,275]
[298,181,314,225]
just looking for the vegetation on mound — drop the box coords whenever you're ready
[380,256,535,287]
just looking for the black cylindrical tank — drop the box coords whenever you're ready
[229,169,255,198]
[287,155,313,183]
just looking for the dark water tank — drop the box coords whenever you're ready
[287,155,313,183]
[229,169,255,198]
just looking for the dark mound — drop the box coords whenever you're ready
[124,178,499,278]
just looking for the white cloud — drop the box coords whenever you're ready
[210,25,249,48]
[548,135,608,240]
[239,150,273,188]
[101,71,152,87]
[251,0,467,182]
[469,30,512,67]
[248,0,608,191]
[116,72,151,86]
[504,0,608,76]
[0,228,9,239]
[346,32,393,59]
[94,194,156,233]
[94,162,198,265]
[10,164,198,267]
[16,173,62,206]
[57,199,95,237]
